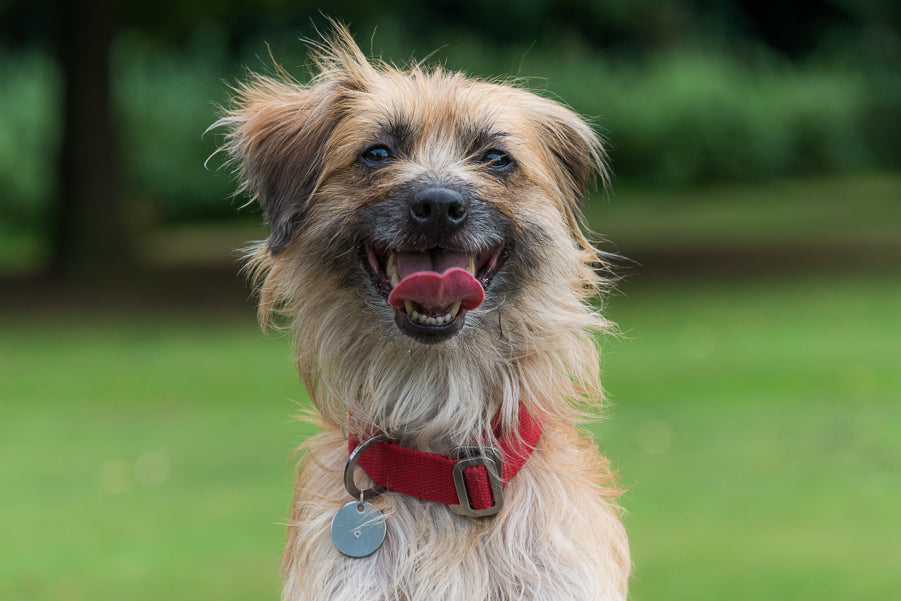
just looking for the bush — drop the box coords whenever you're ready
[497,44,873,184]
[0,50,60,226]
[0,33,896,231]
[113,28,238,222]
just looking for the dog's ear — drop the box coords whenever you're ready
[217,26,375,254]
[219,75,343,253]
[533,106,608,230]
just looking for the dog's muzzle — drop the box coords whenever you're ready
[362,186,508,343]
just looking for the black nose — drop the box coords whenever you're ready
[409,188,468,232]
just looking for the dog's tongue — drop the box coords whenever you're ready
[387,250,484,312]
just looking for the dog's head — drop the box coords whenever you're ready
[219,27,609,435]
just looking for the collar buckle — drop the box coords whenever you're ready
[448,446,504,517]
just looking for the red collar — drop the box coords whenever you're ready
[346,403,543,517]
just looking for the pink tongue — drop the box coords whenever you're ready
[387,250,484,312]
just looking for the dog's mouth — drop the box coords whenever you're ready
[364,244,507,342]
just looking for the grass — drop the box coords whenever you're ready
[2,173,899,600]
[2,273,898,601]
[596,274,901,600]
[0,315,304,600]
[590,173,901,252]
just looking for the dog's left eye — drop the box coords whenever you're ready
[361,145,392,164]
[482,149,512,170]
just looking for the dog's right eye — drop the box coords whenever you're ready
[361,145,392,164]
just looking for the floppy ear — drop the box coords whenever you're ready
[219,75,342,253]
[537,108,608,221]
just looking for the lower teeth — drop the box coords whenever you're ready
[402,299,462,326]
[409,310,455,325]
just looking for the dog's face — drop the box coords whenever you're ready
[321,71,607,345]
[223,40,605,349]
[220,29,609,435]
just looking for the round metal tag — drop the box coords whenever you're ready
[330,501,386,558]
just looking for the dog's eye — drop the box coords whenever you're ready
[361,145,392,164]
[482,149,511,170]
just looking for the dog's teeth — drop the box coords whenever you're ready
[466,255,476,275]
[409,310,456,326]
[388,252,400,287]
[404,300,414,315]
[449,301,461,317]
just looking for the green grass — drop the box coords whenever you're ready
[0,315,306,600]
[2,271,898,600]
[596,274,901,600]
[588,172,901,252]
[2,174,899,599]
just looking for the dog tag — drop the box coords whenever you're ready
[330,501,386,558]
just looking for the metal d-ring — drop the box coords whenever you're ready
[344,433,389,501]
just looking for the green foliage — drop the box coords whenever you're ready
[507,44,875,184]
[0,27,898,229]
[0,50,59,225]
[112,27,238,222]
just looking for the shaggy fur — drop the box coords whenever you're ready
[216,24,629,601]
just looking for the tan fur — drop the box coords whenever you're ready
[217,23,629,601]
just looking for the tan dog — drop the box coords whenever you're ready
[218,25,629,601]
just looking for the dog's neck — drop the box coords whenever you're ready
[297,314,601,452]
[335,341,513,451]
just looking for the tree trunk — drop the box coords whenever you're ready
[52,0,134,276]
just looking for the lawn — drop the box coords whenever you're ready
[1,174,899,600]
[596,274,901,600]
[0,314,303,600]
[2,272,898,601]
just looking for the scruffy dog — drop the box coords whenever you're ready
[218,25,629,601]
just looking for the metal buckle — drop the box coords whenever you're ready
[344,434,389,501]
[448,446,504,517]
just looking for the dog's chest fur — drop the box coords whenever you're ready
[281,425,629,601]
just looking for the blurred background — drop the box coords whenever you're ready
[1,1,899,600]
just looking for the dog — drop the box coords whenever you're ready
[217,24,629,601]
